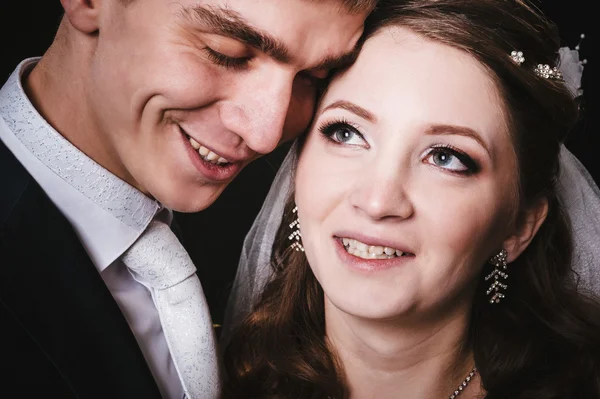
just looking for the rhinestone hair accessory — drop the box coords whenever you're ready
[288,205,304,252]
[485,249,508,304]
[534,63,563,80]
[510,50,525,65]
[510,49,563,81]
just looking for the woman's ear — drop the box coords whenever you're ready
[60,0,102,33]
[502,197,548,263]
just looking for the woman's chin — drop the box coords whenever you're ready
[326,292,415,322]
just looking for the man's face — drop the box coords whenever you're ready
[86,0,367,211]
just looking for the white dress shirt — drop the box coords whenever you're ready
[0,58,184,399]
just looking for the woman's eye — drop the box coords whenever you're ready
[424,146,479,174]
[318,121,367,147]
[202,47,251,70]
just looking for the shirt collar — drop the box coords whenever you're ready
[0,58,163,271]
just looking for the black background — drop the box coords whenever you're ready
[1,1,596,325]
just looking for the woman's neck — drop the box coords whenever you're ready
[325,299,482,399]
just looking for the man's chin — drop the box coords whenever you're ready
[160,183,229,213]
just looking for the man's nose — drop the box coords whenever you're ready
[221,71,295,155]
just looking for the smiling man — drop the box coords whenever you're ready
[0,0,373,397]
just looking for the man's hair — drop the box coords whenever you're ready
[118,0,378,14]
[307,0,378,14]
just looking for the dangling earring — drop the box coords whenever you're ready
[485,249,508,304]
[288,205,304,252]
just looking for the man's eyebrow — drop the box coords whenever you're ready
[180,5,292,63]
[320,100,377,123]
[180,5,360,72]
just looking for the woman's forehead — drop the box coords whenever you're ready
[319,27,508,145]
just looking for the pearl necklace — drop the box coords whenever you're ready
[448,366,477,399]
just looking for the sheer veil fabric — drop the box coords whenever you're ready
[557,146,600,294]
[222,146,297,344]
[222,46,600,344]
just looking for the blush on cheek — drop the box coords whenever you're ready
[428,195,500,257]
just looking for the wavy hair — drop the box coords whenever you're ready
[224,1,600,397]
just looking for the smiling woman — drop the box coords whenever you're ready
[222,0,600,398]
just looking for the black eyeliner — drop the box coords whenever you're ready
[430,144,480,174]
[317,119,363,145]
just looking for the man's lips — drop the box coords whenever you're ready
[178,127,244,182]
[178,126,249,165]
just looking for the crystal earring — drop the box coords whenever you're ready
[485,249,508,304]
[288,205,304,252]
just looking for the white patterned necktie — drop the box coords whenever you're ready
[122,219,220,399]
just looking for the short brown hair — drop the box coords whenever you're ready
[119,0,378,14]
[305,0,379,14]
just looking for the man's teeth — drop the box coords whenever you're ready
[342,237,407,260]
[188,137,230,165]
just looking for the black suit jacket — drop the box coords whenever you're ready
[0,139,164,398]
[0,135,286,397]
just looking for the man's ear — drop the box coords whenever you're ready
[501,197,548,263]
[60,0,101,33]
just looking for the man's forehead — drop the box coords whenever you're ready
[179,3,365,70]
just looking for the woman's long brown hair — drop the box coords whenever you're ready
[223,1,600,397]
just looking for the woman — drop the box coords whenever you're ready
[223,0,600,397]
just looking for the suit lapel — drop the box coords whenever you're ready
[0,143,162,398]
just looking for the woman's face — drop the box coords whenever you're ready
[295,27,519,321]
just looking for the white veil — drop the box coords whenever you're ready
[221,46,600,343]
[221,145,297,341]
[557,146,600,294]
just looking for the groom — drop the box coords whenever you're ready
[0,0,373,397]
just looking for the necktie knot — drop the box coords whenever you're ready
[120,218,220,397]
[122,220,197,290]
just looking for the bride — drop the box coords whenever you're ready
[222,0,600,397]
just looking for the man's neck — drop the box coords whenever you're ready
[324,299,481,399]
[23,22,138,191]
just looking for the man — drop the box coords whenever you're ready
[0,0,374,397]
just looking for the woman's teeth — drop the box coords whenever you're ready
[188,136,230,165]
[342,237,407,260]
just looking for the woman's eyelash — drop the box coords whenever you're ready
[317,122,479,174]
[428,144,480,174]
[318,118,362,140]
[202,47,250,70]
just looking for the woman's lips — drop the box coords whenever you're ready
[334,237,415,272]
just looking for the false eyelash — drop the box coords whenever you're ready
[428,144,480,174]
[317,117,362,138]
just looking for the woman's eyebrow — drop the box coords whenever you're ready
[320,100,376,123]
